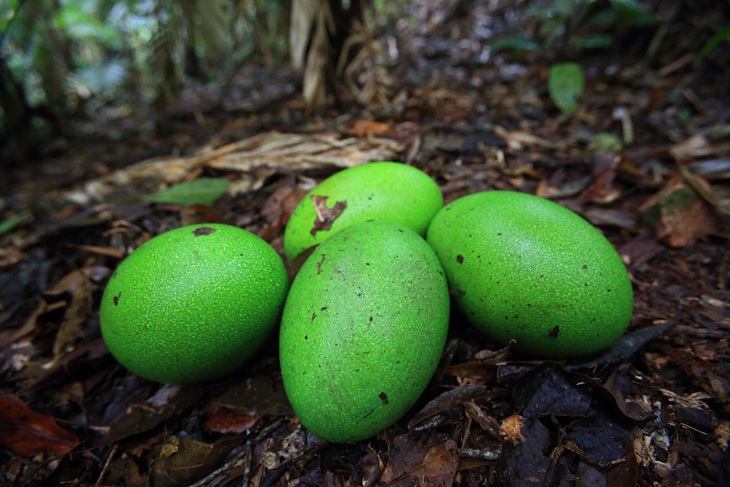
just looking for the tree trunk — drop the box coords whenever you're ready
[0,55,35,162]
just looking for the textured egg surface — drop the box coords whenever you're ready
[427,191,633,359]
[280,220,450,443]
[100,223,289,383]
[283,161,443,260]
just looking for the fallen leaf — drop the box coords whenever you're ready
[503,416,558,486]
[149,435,240,487]
[548,62,585,115]
[204,406,259,434]
[350,120,392,137]
[639,176,717,247]
[509,363,638,468]
[309,195,347,236]
[103,456,150,487]
[50,270,94,358]
[657,344,730,412]
[381,435,459,486]
[0,394,80,457]
[568,322,675,369]
[145,177,232,206]
[408,384,488,431]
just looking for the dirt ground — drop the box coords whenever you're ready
[1,2,729,486]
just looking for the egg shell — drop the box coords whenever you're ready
[427,191,633,359]
[283,162,443,260]
[280,220,450,443]
[100,223,289,383]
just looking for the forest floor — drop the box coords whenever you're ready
[1,2,729,486]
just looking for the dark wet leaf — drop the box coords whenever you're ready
[149,436,240,487]
[408,384,488,431]
[381,435,459,486]
[657,344,730,412]
[513,363,593,418]
[90,382,205,447]
[606,440,639,486]
[20,338,109,391]
[144,177,232,206]
[563,410,632,467]
[360,445,386,486]
[509,363,638,468]
[0,394,80,457]
[211,375,293,418]
[103,457,150,487]
[309,195,347,237]
[617,234,665,270]
[548,63,584,114]
[568,321,676,369]
[503,416,563,487]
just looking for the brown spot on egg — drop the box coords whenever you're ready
[193,227,216,236]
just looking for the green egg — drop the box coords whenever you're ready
[100,223,289,383]
[280,220,450,443]
[427,191,633,359]
[283,162,443,260]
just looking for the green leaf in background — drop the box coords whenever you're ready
[695,22,730,66]
[491,36,544,54]
[609,0,660,27]
[548,63,585,115]
[591,132,623,153]
[568,34,615,50]
[0,210,31,236]
[145,178,232,206]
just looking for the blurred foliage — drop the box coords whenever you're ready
[493,0,659,56]
[695,22,730,67]
[548,62,584,115]
[492,0,661,118]
[0,0,292,132]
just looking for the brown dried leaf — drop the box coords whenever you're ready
[381,435,459,486]
[350,120,392,137]
[149,436,240,487]
[309,195,347,236]
[639,177,717,247]
[51,270,93,358]
[0,394,80,457]
[464,401,501,437]
[204,406,259,434]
